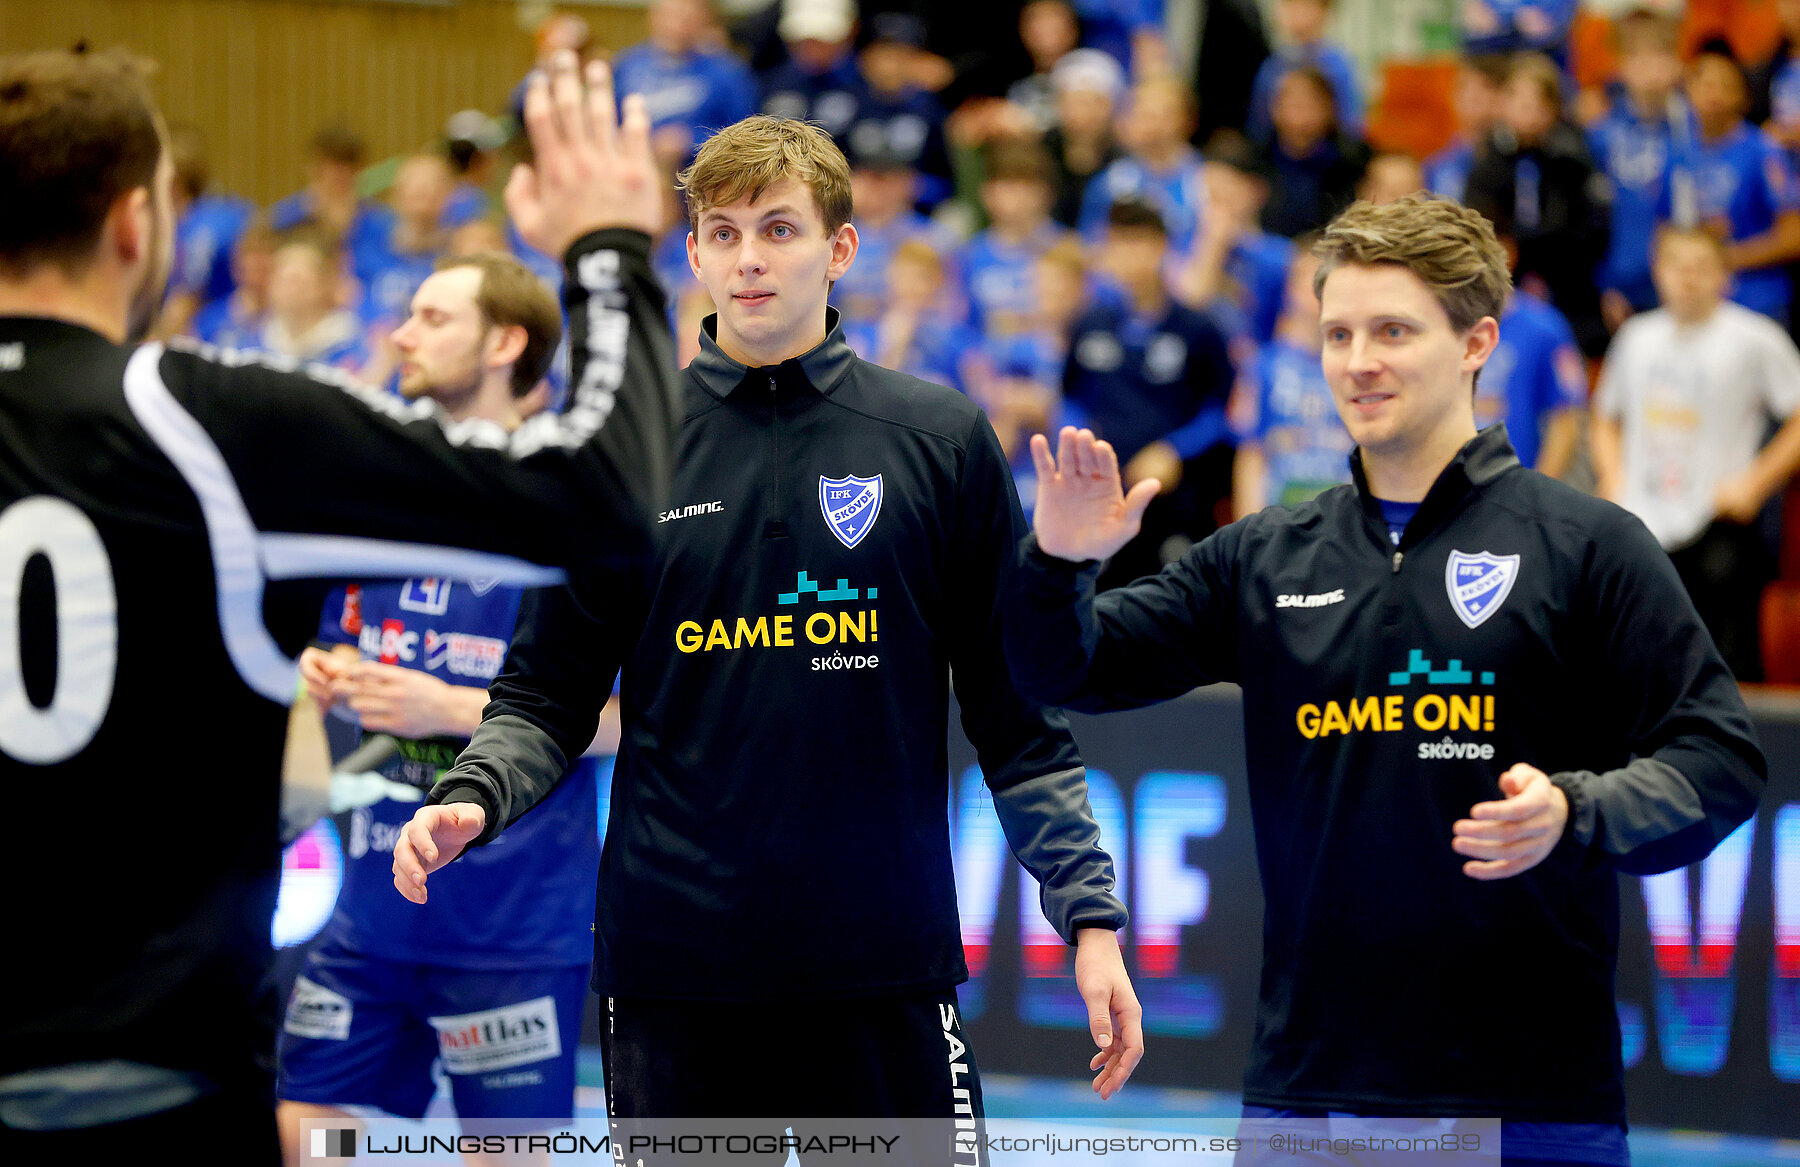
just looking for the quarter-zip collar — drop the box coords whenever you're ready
[1349,424,1522,554]
[689,307,858,403]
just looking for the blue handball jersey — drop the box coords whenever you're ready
[952,222,1070,338]
[1590,99,1684,309]
[317,579,600,970]
[1476,293,1587,470]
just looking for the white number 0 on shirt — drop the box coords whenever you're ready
[0,496,117,764]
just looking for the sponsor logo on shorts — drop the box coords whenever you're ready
[285,976,352,1041]
[429,997,561,1075]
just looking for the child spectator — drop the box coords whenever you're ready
[1358,152,1426,203]
[251,232,367,373]
[1589,8,1689,328]
[359,154,454,331]
[1079,75,1208,255]
[269,125,394,293]
[954,138,1071,339]
[1591,225,1800,680]
[1256,64,1370,239]
[191,217,277,349]
[1465,53,1610,354]
[162,123,253,339]
[1230,246,1351,517]
[1479,252,1590,478]
[1044,48,1126,229]
[843,238,978,391]
[1423,54,1508,203]
[441,109,506,229]
[829,141,942,327]
[1248,0,1364,143]
[760,0,864,139]
[1007,0,1083,133]
[1664,43,1800,325]
[1174,137,1295,350]
[843,13,954,207]
[1063,199,1236,585]
[972,238,1090,490]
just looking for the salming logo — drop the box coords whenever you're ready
[1276,589,1345,608]
[659,500,725,523]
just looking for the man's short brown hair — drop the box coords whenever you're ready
[0,48,163,277]
[436,251,563,398]
[1312,194,1512,333]
[677,115,853,235]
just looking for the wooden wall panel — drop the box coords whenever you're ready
[0,0,648,205]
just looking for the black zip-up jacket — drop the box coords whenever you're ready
[1005,425,1765,1122]
[0,229,677,1103]
[433,311,1127,999]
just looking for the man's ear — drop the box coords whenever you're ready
[686,230,702,280]
[487,322,529,369]
[1462,316,1500,373]
[109,186,153,267]
[827,222,859,282]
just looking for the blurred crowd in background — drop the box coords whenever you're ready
[154,0,1800,684]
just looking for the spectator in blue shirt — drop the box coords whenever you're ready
[1459,0,1578,59]
[160,123,253,340]
[1070,0,1167,75]
[269,125,395,294]
[759,0,864,139]
[1423,54,1507,203]
[955,138,1071,339]
[1255,64,1371,239]
[1174,137,1295,351]
[190,217,276,349]
[246,231,369,375]
[1229,245,1351,516]
[1663,44,1800,325]
[1079,75,1208,256]
[829,141,943,328]
[613,0,758,168]
[357,155,455,333]
[1248,0,1364,143]
[1063,199,1236,586]
[1589,9,1688,328]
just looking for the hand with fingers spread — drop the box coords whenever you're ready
[391,801,488,904]
[506,50,662,258]
[1074,927,1145,1100]
[1030,425,1162,562]
[1452,763,1569,880]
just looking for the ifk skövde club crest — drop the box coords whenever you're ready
[1445,549,1520,629]
[820,474,883,549]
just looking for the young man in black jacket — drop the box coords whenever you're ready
[396,116,1142,1134]
[1005,193,1765,1166]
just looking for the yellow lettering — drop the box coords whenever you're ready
[1348,696,1381,733]
[1319,700,1350,737]
[704,619,731,651]
[838,610,867,643]
[1414,694,1447,731]
[774,615,794,647]
[805,612,836,645]
[1449,694,1481,731]
[734,616,770,649]
[675,621,704,653]
[1383,694,1405,731]
[1296,704,1321,739]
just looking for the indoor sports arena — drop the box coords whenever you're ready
[3,0,1800,1164]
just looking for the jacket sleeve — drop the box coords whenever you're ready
[1003,523,1242,714]
[429,582,627,846]
[1549,508,1767,874]
[947,412,1126,939]
[149,229,679,595]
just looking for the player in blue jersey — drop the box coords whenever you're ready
[1230,247,1352,515]
[1590,10,1688,328]
[612,0,757,168]
[275,252,613,1166]
[1662,45,1800,324]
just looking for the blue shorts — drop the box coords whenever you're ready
[277,935,588,1129]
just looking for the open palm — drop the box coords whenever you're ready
[1031,426,1161,563]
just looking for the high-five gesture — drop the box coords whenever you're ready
[1030,426,1162,562]
[506,51,662,257]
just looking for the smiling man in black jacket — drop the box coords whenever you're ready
[395,115,1142,1134]
[1005,194,1765,1167]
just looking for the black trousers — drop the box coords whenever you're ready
[598,989,986,1166]
[1668,519,1774,683]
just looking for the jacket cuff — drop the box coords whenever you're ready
[563,227,652,274]
[426,779,500,849]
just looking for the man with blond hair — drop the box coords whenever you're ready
[1005,193,1765,1165]
[396,114,1143,1132]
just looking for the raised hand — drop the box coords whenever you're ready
[1030,426,1161,563]
[505,51,662,258]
